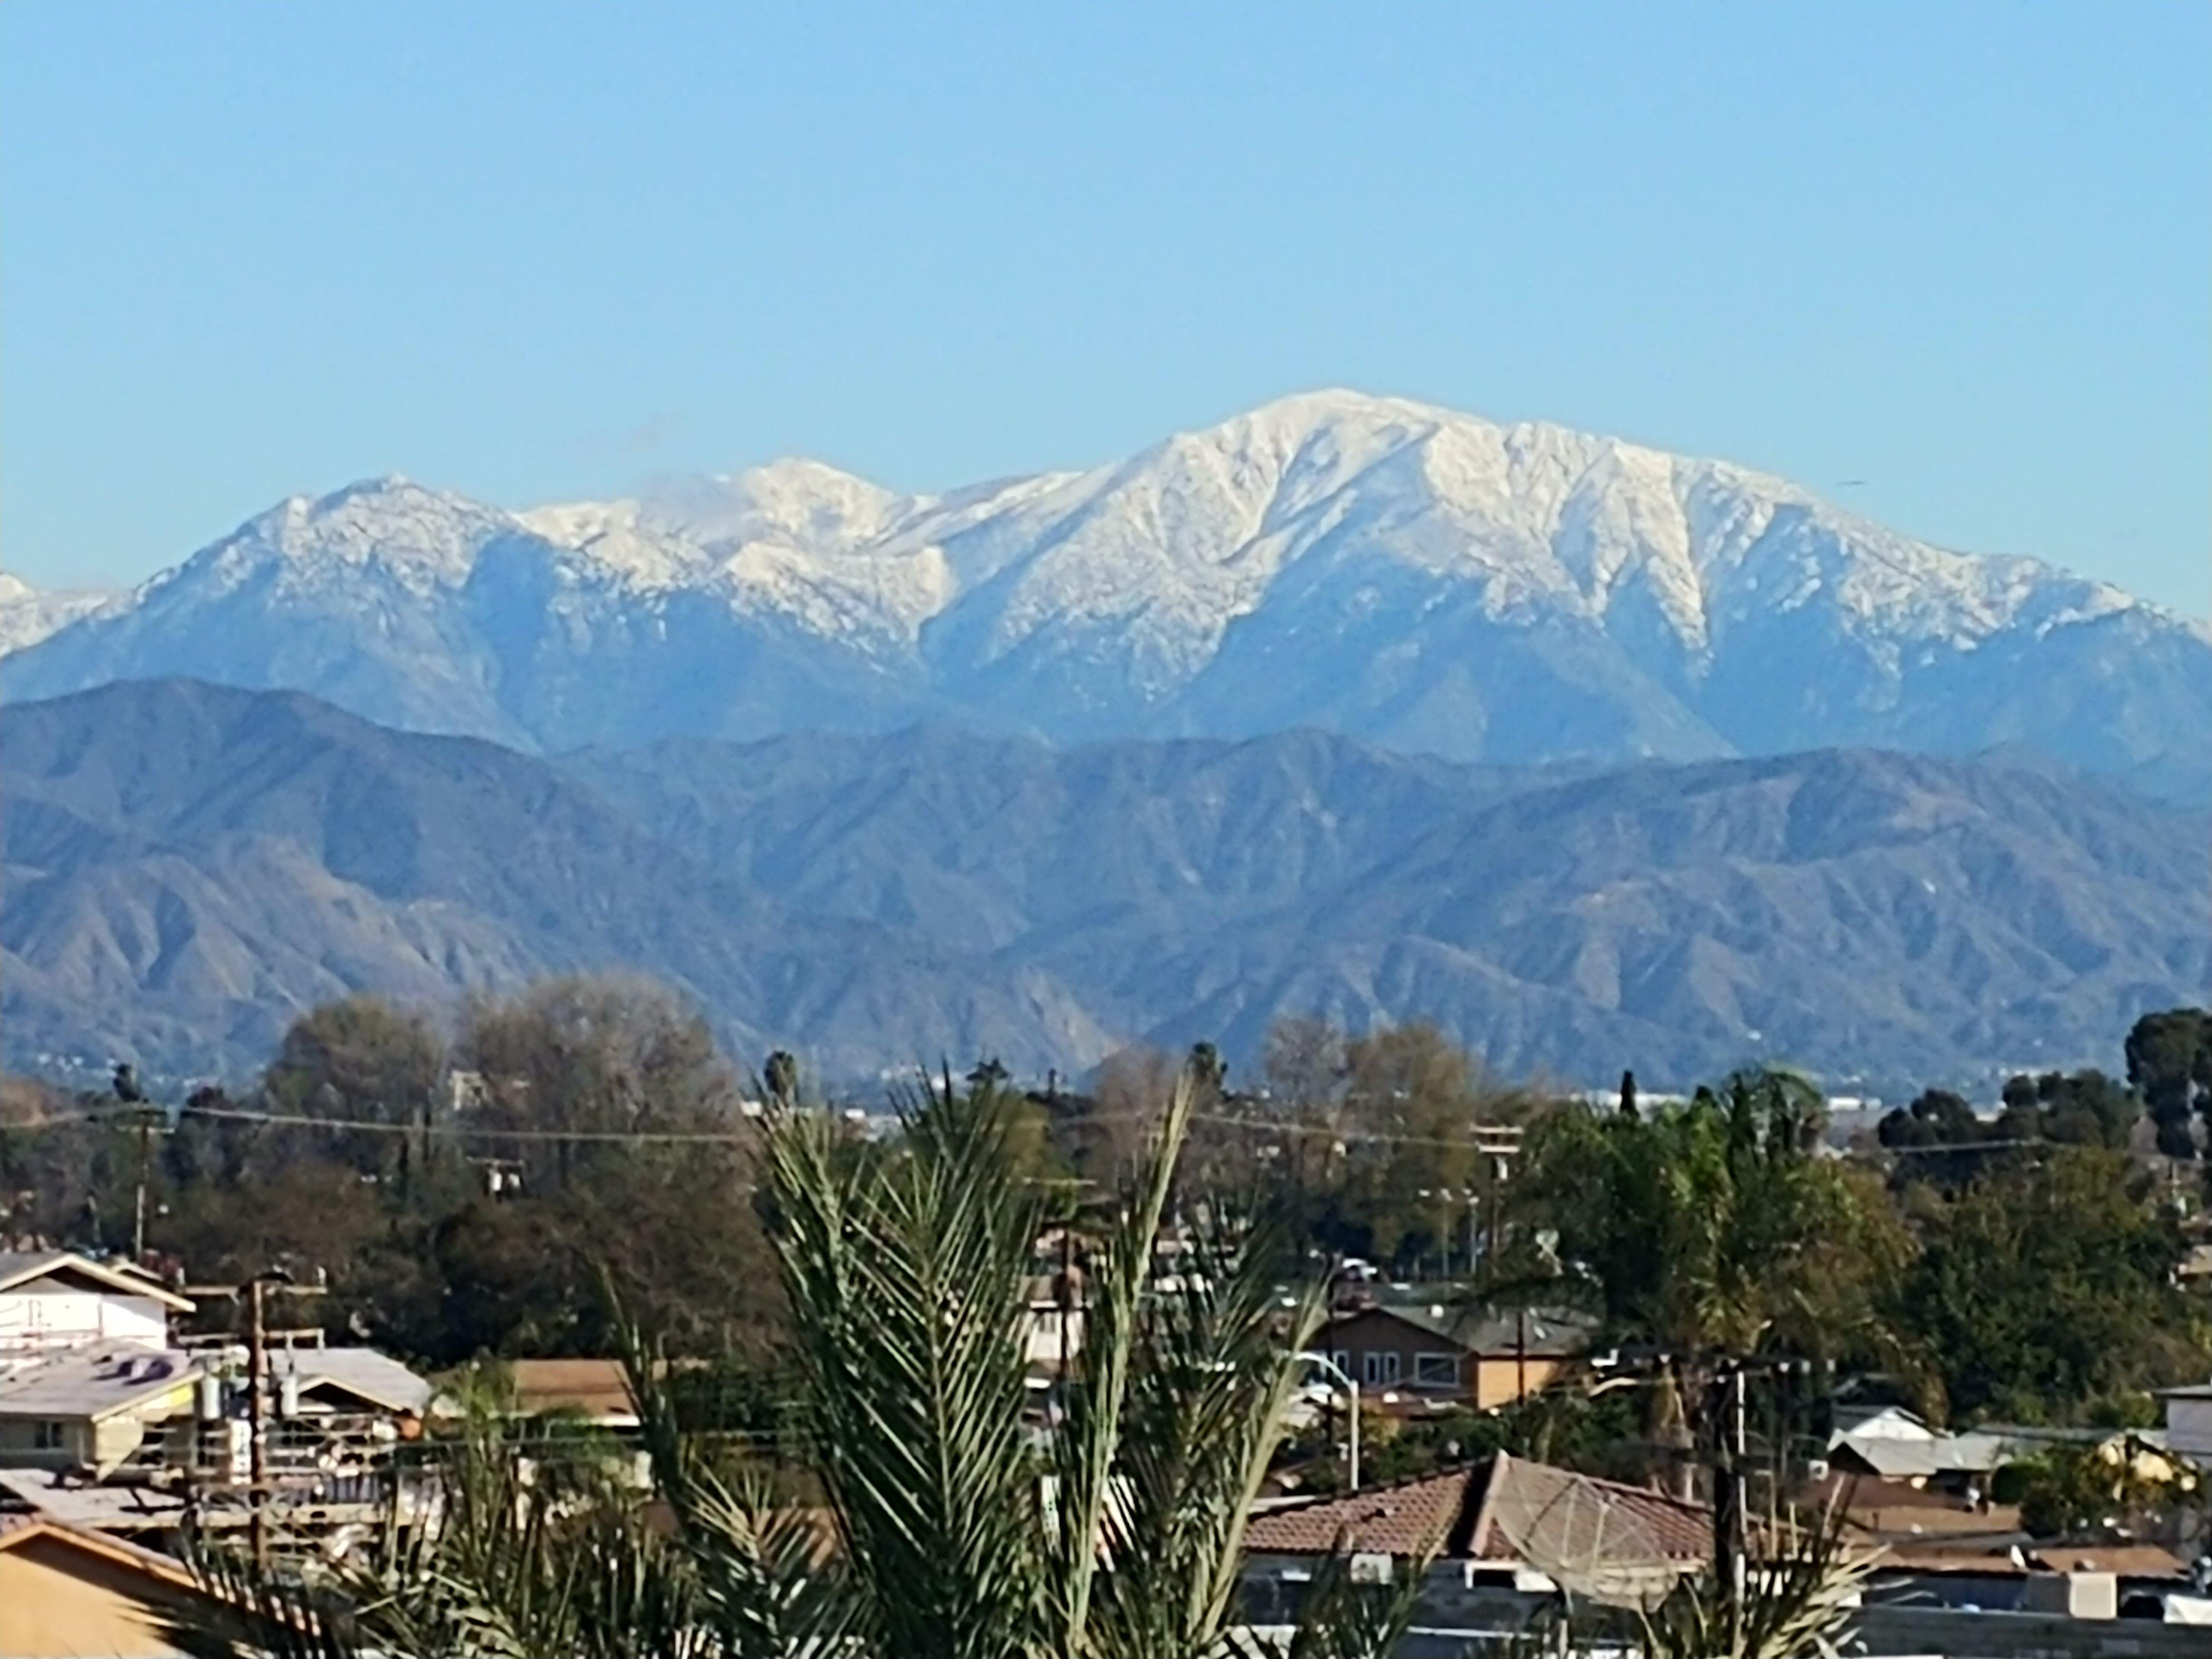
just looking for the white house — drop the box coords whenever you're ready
[0,1255,193,1362]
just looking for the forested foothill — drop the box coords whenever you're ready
[4,980,2210,1448]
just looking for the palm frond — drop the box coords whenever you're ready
[761,1071,1047,1659]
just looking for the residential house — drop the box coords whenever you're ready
[1316,1303,1594,1409]
[0,1255,192,1363]
[269,1345,439,1423]
[0,1512,248,1658]
[0,1349,201,1477]
[1825,1403,2007,1490]
[1243,1452,1708,1614]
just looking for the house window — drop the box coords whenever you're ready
[1414,1352,1460,1388]
[32,1421,66,1451]
[1329,1350,1351,1378]
[1362,1351,1400,1386]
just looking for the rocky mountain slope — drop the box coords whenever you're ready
[6,680,2201,1094]
[5,392,2205,786]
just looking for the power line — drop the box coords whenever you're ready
[3,1099,1530,1153]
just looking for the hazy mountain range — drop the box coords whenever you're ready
[5,679,2202,1096]
[6,391,2207,798]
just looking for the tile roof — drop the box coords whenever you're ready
[1246,1468,1479,1557]
[1244,1452,1711,1570]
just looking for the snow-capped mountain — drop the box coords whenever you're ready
[5,390,2207,780]
[0,573,112,657]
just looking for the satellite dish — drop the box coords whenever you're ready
[1483,1457,1682,1611]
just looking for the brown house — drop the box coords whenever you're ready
[0,1513,247,1657]
[1317,1303,1594,1409]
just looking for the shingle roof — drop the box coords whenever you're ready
[0,1509,201,1588]
[1325,1303,1598,1358]
[0,1467,191,1531]
[2029,1544,2187,1579]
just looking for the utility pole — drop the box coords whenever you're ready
[242,1266,301,1571]
[1713,1362,1749,1636]
[131,1108,154,1263]
[248,1276,269,1570]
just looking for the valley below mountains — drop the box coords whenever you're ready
[4,679,2202,1096]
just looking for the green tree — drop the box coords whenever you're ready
[1896,1145,2208,1423]
[1521,1070,1917,1484]
[264,995,447,1182]
[743,1058,1415,1658]
[183,1058,1421,1659]
[2125,1007,2212,1160]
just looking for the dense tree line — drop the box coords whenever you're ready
[4,986,2209,1439]
[0,977,782,1367]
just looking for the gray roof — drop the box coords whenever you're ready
[0,1467,189,1530]
[274,1347,436,1415]
[0,1347,201,1422]
[1830,1427,2010,1478]
[0,1252,194,1311]
[1330,1301,1598,1358]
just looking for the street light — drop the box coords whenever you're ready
[1296,1350,1360,1493]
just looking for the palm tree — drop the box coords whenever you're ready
[1517,1070,1917,1497]
[178,1055,1422,1658]
[727,1056,1417,1658]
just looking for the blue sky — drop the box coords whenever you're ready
[4,3,2206,613]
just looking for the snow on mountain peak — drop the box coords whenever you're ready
[0,571,112,655]
[3,389,2202,780]
[220,476,519,595]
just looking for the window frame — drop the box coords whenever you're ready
[1413,1350,1461,1388]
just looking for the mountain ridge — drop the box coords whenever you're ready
[7,678,2200,1095]
[5,390,2205,784]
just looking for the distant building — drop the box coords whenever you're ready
[1243,1452,1708,1610]
[1316,1303,1595,1409]
[0,1255,193,1363]
[1825,1403,2008,1487]
[0,1348,202,1477]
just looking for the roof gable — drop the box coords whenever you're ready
[0,1251,194,1312]
[0,1512,200,1591]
